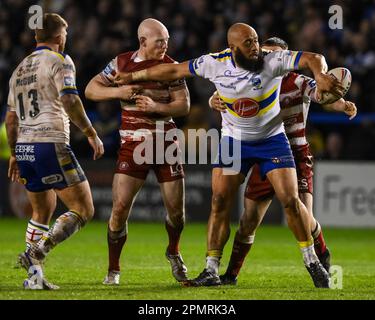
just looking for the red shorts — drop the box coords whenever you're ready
[115,137,184,183]
[245,144,313,200]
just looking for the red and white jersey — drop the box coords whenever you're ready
[279,72,318,147]
[100,51,187,143]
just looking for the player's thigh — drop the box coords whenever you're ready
[159,178,184,215]
[54,180,94,218]
[26,189,57,224]
[111,173,145,213]
[266,167,299,204]
[211,167,244,210]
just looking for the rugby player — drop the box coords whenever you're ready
[207,37,357,285]
[85,18,190,285]
[5,13,104,289]
[114,23,345,288]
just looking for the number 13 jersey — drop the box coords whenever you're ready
[7,46,78,144]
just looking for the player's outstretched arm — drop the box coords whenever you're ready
[298,52,344,100]
[85,74,142,101]
[5,110,19,182]
[114,61,192,85]
[324,98,357,120]
[61,93,104,160]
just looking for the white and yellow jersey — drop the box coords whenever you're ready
[188,49,303,141]
[7,46,79,144]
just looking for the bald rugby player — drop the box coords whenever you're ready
[115,23,344,288]
[85,18,190,285]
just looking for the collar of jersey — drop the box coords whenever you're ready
[34,46,66,60]
[35,46,53,51]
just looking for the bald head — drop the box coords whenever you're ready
[227,23,257,47]
[227,23,263,72]
[138,18,168,40]
[137,18,169,60]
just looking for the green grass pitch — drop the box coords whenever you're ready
[0,218,374,300]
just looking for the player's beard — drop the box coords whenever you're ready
[234,48,264,73]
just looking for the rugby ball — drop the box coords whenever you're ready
[319,67,352,104]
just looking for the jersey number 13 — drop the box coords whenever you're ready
[17,89,40,120]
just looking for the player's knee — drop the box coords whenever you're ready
[211,193,227,213]
[81,201,95,221]
[113,198,132,215]
[284,196,301,216]
[165,199,184,218]
[71,201,94,224]
[110,203,130,228]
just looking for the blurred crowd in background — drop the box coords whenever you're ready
[1,0,375,160]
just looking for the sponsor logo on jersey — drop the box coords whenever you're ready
[15,145,36,162]
[170,163,183,177]
[62,63,74,71]
[41,174,63,185]
[63,76,75,87]
[103,61,115,76]
[219,83,236,90]
[119,161,129,170]
[232,98,260,118]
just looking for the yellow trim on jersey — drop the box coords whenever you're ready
[209,48,231,56]
[290,51,299,69]
[65,168,78,176]
[61,86,77,90]
[59,158,72,166]
[219,84,279,118]
[209,49,232,62]
[216,56,232,62]
[49,51,65,62]
[225,107,241,118]
[258,99,277,116]
[253,84,278,102]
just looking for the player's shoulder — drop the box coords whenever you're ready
[115,51,136,69]
[44,50,67,63]
[264,49,297,61]
[208,48,232,63]
[116,51,136,63]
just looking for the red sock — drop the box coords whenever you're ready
[226,239,252,277]
[107,226,127,272]
[311,221,327,256]
[313,231,327,256]
[165,220,183,255]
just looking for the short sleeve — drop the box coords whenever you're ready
[265,50,303,78]
[300,75,319,103]
[188,54,218,80]
[52,55,79,96]
[99,57,118,86]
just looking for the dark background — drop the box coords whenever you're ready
[0,0,374,222]
[1,0,375,160]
